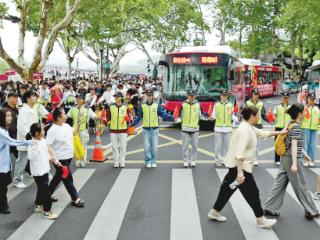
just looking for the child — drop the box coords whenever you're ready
[0,108,31,214]
[28,123,59,220]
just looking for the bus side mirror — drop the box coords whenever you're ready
[228,70,234,81]
[159,60,168,67]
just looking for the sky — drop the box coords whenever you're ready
[0,0,221,72]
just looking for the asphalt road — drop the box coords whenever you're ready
[2,94,320,240]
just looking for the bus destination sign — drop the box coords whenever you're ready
[173,57,191,64]
[200,56,218,64]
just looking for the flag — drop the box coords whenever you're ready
[305,107,310,119]
[45,112,53,123]
[234,103,239,113]
[267,108,275,123]
[122,114,129,124]
[173,106,179,119]
[207,103,213,117]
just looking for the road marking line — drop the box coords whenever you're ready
[84,169,140,240]
[7,177,34,202]
[267,168,320,226]
[171,169,203,240]
[258,147,274,156]
[216,169,279,240]
[8,169,95,240]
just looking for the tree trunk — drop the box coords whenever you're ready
[66,55,74,80]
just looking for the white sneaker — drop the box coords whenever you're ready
[215,160,223,167]
[120,164,125,168]
[114,163,120,168]
[314,192,320,200]
[275,162,280,166]
[13,182,26,189]
[75,163,81,167]
[34,205,44,213]
[254,161,258,166]
[183,162,189,168]
[190,161,196,167]
[303,162,309,167]
[308,162,315,167]
[146,163,152,168]
[151,163,157,168]
[43,211,58,220]
[257,217,277,229]
[208,209,227,222]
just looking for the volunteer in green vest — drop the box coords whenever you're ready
[106,91,131,168]
[211,89,234,167]
[301,92,320,167]
[67,93,97,167]
[134,89,174,168]
[245,88,268,166]
[176,89,208,168]
[273,91,291,166]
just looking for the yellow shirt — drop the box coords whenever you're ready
[224,121,272,173]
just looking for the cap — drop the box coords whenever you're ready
[187,89,196,96]
[308,92,316,99]
[114,91,124,98]
[75,93,86,99]
[220,89,228,95]
[144,89,153,95]
[251,88,260,95]
[7,92,18,98]
[281,91,290,97]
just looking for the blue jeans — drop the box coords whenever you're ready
[303,129,318,162]
[143,128,159,164]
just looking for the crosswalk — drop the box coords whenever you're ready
[1,166,320,240]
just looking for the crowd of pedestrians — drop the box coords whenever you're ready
[0,75,319,229]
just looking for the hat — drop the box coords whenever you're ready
[144,89,153,95]
[281,91,290,97]
[187,89,196,96]
[114,91,124,98]
[75,93,86,99]
[251,88,260,95]
[308,92,316,99]
[7,92,18,98]
[220,89,228,95]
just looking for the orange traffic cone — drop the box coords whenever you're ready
[91,131,106,162]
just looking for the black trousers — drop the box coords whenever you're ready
[34,173,52,212]
[213,167,264,218]
[274,127,283,163]
[0,172,11,210]
[49,158,78,201]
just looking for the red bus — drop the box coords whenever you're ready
[239,58,283,98]
[158,46,245,119]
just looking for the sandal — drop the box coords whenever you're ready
[71,199,85,208]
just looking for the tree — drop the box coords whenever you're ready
[0,0,82,82]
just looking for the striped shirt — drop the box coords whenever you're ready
[285,122,304,158]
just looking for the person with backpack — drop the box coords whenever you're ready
[208,106,286,229]
[264,103,319,220]
[273,91,291,166]
[301,92,320,167]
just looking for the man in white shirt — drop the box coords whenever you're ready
[98,84,115,106]
[13,91,38,188]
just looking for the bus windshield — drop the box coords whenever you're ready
[164,65,228,99]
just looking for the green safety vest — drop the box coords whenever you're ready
[215,101,233,127]
[182,101,200,129]
[275,104,291,128]
[110,104,128,130]
[301,105,320,130]
[65,94,74,105]
[71,106,89,131]
[246,100,264,125]
[142,103,159,128]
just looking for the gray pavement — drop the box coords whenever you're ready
[2,94,320,240]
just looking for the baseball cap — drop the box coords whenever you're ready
[144,89,153,95]
[187,89,196,96]
[220,89,228,95]
[281,91,290,97]
[114,91,124,98]
[251,88,260,95]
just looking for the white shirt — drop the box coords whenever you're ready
[28,139,51,176]
[224,121,272,173]
[98,90,115,105]
[17,104,38,151]
[46,123,74,160]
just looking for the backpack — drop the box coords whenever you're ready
[274,123,296,156]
